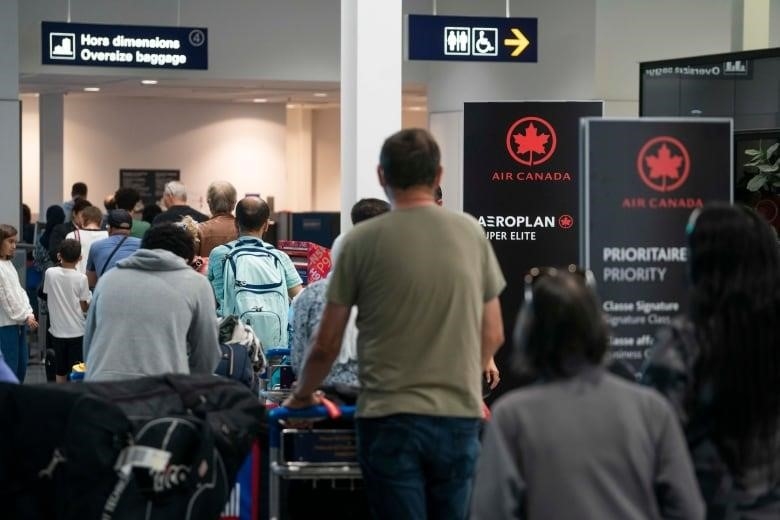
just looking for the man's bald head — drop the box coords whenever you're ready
[235,197,271,233]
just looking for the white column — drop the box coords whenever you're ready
[743,0,771,49]
[286,106,314,212]
[39,94,65,215]
[340,0,402,232]
[0,0,20,228]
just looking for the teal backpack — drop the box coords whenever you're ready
[222,240,290,348]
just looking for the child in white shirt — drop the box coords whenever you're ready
[43,239,91,383]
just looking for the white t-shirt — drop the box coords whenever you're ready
[43,267,91,338]
[66,228,109,275]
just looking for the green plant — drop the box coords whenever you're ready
[744,141,780,192]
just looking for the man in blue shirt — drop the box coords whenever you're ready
[208,197,302,317]
[86,209,141,287]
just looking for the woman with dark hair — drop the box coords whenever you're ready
[471,267,704,519]
[33,205,65,272]
[0,224,39,382]
[641,203,780,517]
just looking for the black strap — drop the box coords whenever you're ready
[99,235,129,276]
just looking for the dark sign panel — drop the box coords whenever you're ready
[580,119,732,370]
[120,169,180,206]
[42,21,207,70]
[463,101,603,397]
[408,14,537,62]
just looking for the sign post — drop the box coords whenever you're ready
[463,101,603,396]
[580,118,733,371]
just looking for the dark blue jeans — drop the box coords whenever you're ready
[0,325,28,383]
[356,414,481,520]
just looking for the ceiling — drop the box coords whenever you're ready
[19,73,429,110]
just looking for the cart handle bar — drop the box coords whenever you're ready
[268,405,357,448]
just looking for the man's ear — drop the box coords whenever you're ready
[377,166,387,188]
[433,166,443,189]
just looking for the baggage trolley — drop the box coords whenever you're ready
[260,347,294,406]
[268,404,361,520]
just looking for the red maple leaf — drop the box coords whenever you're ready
[645,144,682,182]
[513,123,549,157]
[559,215,573,229]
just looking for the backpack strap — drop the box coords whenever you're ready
[99,235,129,276]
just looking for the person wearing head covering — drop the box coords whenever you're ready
[84,210,141,288]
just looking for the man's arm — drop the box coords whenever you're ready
[481,297,504,371]
[282,301,351,408]
[86,270,97,288]
[288,284,303,298]
[207,246,228,314]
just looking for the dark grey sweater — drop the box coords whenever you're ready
[471,368,704,519]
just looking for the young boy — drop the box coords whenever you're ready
[43,239,91,383]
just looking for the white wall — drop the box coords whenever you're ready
[311,107,429,211]
[21,95,40,217]
[23,96,287,216]
[595,0,735,116]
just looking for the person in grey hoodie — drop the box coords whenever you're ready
[84,223,220,381]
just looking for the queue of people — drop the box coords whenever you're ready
[0,128,777,519]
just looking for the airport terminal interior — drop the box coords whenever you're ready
[1,1,780,519]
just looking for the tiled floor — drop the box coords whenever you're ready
[24,333,50,384]
[25,361,48,384]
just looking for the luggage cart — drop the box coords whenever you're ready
[268,405,361,520]
[260,347,294,406]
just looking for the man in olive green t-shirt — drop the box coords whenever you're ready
[284,128,506,520]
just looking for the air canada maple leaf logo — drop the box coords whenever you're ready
[506,117,557,166]
[636,136,690,192]
[558,214,574,229]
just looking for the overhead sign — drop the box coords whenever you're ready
[580,118,732,371]
[408,14,537,62]
[42,21,208,70]
[643,59,751,79]
[464,101,603,398]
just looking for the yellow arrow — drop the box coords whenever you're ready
[504,28,530,57]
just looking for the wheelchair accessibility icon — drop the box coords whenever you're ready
[472,28,498,56]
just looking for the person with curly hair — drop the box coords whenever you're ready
[641,203,780,518]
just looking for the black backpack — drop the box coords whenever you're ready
[0,374,265,520]
[216,343,259,393]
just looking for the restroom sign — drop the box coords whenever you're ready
[409,14,537,62]
[444,27,498,57]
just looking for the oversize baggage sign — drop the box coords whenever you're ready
[463,101,602,396]
[580,118,732,371]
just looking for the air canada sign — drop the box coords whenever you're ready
[493,116,572,182]
[580,118,733,371]
[622,135,703,210]
[464,101,603,399]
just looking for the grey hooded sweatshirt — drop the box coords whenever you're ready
[84,248,220,381]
